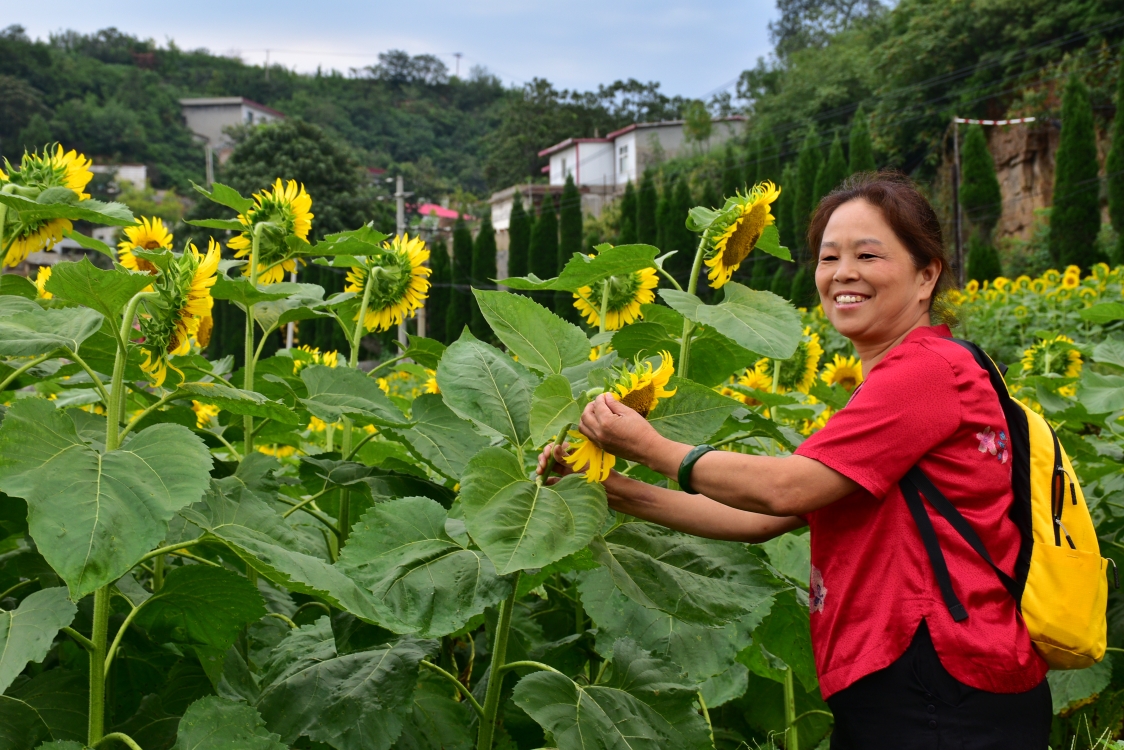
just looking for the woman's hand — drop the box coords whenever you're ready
[535,442,574,485]
[578,392,663,465]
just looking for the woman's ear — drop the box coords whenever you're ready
[918,259,941,300]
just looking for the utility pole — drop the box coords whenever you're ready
[204,143,214,186]
[951,115,1035,287]
[454,52,462,78]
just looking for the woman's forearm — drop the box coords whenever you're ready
[603,473,806,543]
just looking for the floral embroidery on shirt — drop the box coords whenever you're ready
[809,565,827,614]
[976,426,1008,464]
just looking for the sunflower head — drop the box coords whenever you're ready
[345,233,431,332]
[191,400,220,429]
[119,217,174,274]
[33,266,53,299]
[821,354,863,391]
[228,179,313,284]
[573,262,658,331]
[759,327,823,393]
[293,345,339,373]
[7,144,94,200]
[1021,335,1082,381]
[703,181,781,288]
[734,360,773,405]
[425,369,440,394]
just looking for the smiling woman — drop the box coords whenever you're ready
[539,172,1054,750]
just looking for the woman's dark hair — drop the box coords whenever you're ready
[806,170,957,324]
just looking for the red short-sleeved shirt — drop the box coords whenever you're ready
[794,324,1048,700]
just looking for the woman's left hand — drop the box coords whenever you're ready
[578,392,662,465]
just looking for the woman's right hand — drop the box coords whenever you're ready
[535,442,575,485]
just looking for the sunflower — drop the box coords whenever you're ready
[119,217,174,274]
[425,369,440,394]
[821,354,863,391]
[345,233,431,332]
[137,239,221,386]
[292,345,339,374]
[565,351,676,483]
[228,179,313,284]
[33,266,52,299]
[703,181,781,288]
[734,361,773,406]
[573,263,658,330]
[191,400,220,429]
[965,280,980,294]
[1061,273,1079,290]
[759,327,823,394]
[3,219,72,268]
[258,444,298,458]
[0,145,95,267]
[1021,335,1082,397]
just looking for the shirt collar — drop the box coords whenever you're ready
[901,323,953,345]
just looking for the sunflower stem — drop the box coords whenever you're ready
[536,426,572,488]
[668,236,707,491]
[336,265,375,549]
[784,665,799,750]
[478,571,521,750]
[87,586,110,745]
[0,350,57,392]
[243,224,265,456]
[599,276,612,335]
[63,348,111,408]
[119,388,186,442]
[350,261,375,368]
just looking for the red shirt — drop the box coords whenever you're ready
[794,324,1048,699]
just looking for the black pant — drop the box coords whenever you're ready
[827,622,1052,750]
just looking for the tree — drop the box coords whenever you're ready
[528,193,559,309]
[777,164,798,252]
[792,128,823,256]
[445,216,474,341]
[507,191,531,280]
[770,263,793,299]
[790,264,818,308]
[701,174,722,210]
[966,230,1002,282]
[618,180,638,245]
[1107,56,1124,264]
[758,132,781,185]
[683,100,713,146]
[637,171,659,245]
[656,181,672,254]
[1048,75,1103,270]
[662,175,696,286]
[818,133,848,201]
[959,124,1002,235]
[769,0,885,58]
[557,176,583,317]
[722,145,741,199]
[744,136,760,189]
[470,213,498,338]
[427,239,450,343]
[848,105,876,174]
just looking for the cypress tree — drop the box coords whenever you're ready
[1107,56,1124,264]
[701,175,722,210]
[618,181,638,245]
[557,176,583,318]
[1049,75,1103,270]
[959,124,1002,235]
[966,230,1003,282]
[821,133,848,199]
[445,217,474,342]
[470,213,498,338]
[777,164,798,252]
[849,105,876,174]
[750,253,774,290]
[744,135,760,189]
[656,181,672,254]
[663,175,696,286]
[637,171,658,245]
[758,132,781,185]
[770,263,792,299]
[427,239,450,343]
[528,193,558,309]
[722,145,741,199]
[813,162,828,213]
[507,191,531,280]
[792,129,823,257]
[790,264,818,308]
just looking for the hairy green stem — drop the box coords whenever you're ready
[152,553,164,592]
[675,235,708,383]
[336,269,375,549]
[120,389,185,442]
[138,537,205,565]
[420,660,485,719]
[536,427,572,487]
[699,691,714,747]
[655,262,685,292]
[281,486,332,518]
[784,666,799,750]
[0,351,56,392]
[478,571,521,750]
[243,224,263,455]
[293,601,332,619]
[0,578,36,601]
[63,348,111,407]
[498,660,562,675]
[211,431,243,461]
[62,626,95,652]
[94,732,144,750]
[345,429,377,461]
[87,586,110,744]
[272,495,341,535]
[368,352,408,378]
[266,611,298,629]
[791,709,834,725]
[104,596,151,676]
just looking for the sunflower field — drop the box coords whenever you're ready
[0,147,1123,750]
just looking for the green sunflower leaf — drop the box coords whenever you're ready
[473,290,589,374]
[0,192,135,227]
[133,566,267,651]
[0,306,103,357]
[754,224,792,261]
[661,282,801,360]
[530,374,582,446]
[0,588,76,694]
[391,674,475,750]
[1047,656,1114,715]
[386,394,488,481]
[337,496,511,637]
[191,181,253,215]
[501,244,659,292]
[1079,302,1124,324]
[254,618,427,749]
[397,335,446,369]
[45,257,154,321]
[252,282,328,332]
[603,322,678,363]
[512,637,712,750]
[310,225,392,256]
[179,381,300,424]
[0,399,213,600]
[752,587,818,692]
[435,331,536,446]
[300,365,410,426]
[459,447,607,575]
[184,218,246,231]
[210,276,291,307]
[62,228,114,258]
[174,696,286,750]
[1076,371,1124,414]
[0,275,36,300]
[647,378,741,444]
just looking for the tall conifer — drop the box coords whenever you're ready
[663,175,696,286]
[966,231,1002,283]
[777,164,798,252]
[744,135,760,188]
[1049,75,1103,270]
[821,133,848,198]
[656,181,672,254]
[507,191,531,280]
[758,132,781,185]
[528,193,558,309]
[792,129,823,256]
[445,216,474,342]
[637,171,658,245]
[1107,57,1124,263]
[470,213,498,338]
[618,181,638,245]
[722,145,741,199]
[427,239,450,343]
[557,176,583,317]
[959,124,1003,279]
[849,105,876,174]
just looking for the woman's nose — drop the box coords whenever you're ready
[834,258,861,282]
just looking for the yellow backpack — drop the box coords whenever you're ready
[899,339,1112,670]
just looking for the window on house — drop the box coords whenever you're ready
[619,145,629,173]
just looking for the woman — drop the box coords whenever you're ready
[538,173,1051,749]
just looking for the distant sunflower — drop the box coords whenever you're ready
[820,354,863,392]
[228,179,313,284]
[759,327,823,394]
[1021,335,1082,396]
[119,217,174,274]
[703,181,781,288]
[734,361,773,406]
[33,266,52,299]
[565,352,676,483]
[573,263,658,330]
[292,345,339,374]
[425,369,440,394]
[1,145,94,267]
[191,400,220,429]
[345,233,431,332]
[138,239,220,386]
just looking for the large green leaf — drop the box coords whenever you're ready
[134,566,266,651]
[687,327,758,387]
[460,447,606,575]
[590,521,783,626]
[210,276,290,307]
[192,181,253,214]
[300,365,409,426]
[1077,371,1124,414]
[312,225,391,256]
[62,228,114,258]
[45,258,154,320]
[0,275,36,300]
[647,378,741,444]
[661,283,802,359]
[390,674,474,750]
[435,332,536,446]
[174,696,286,750]
[387,394,488,481]
[337,497,511,637]
[502,244,659,292]
[610,323,678,362]
[529,374,582,446]
[1047,656,1114,714]
[0,399,212,599]
[752,587,818,693]
[0,588,76,693]
[255,618,427,749]
[0,191,134,226]
[0,306,103,357]
[512,637,711,750]
[473,290,589,374]
[1093,338,1124,370]
[5,669,86,742]
[184,218,246,231]
[179,382,300,425]
[1079,302,1124,324]
[399,335,446,369]
[253,283,329,332]
[0,697,51,749]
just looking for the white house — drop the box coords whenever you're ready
[180,97,285,163]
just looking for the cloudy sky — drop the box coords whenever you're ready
[12,1,779,98]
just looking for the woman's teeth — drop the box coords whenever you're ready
[835,294,866,304]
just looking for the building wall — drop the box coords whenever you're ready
[548,142,614,187]
[181,100,282,161]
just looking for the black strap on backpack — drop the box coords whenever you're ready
[898,339,1022,623]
